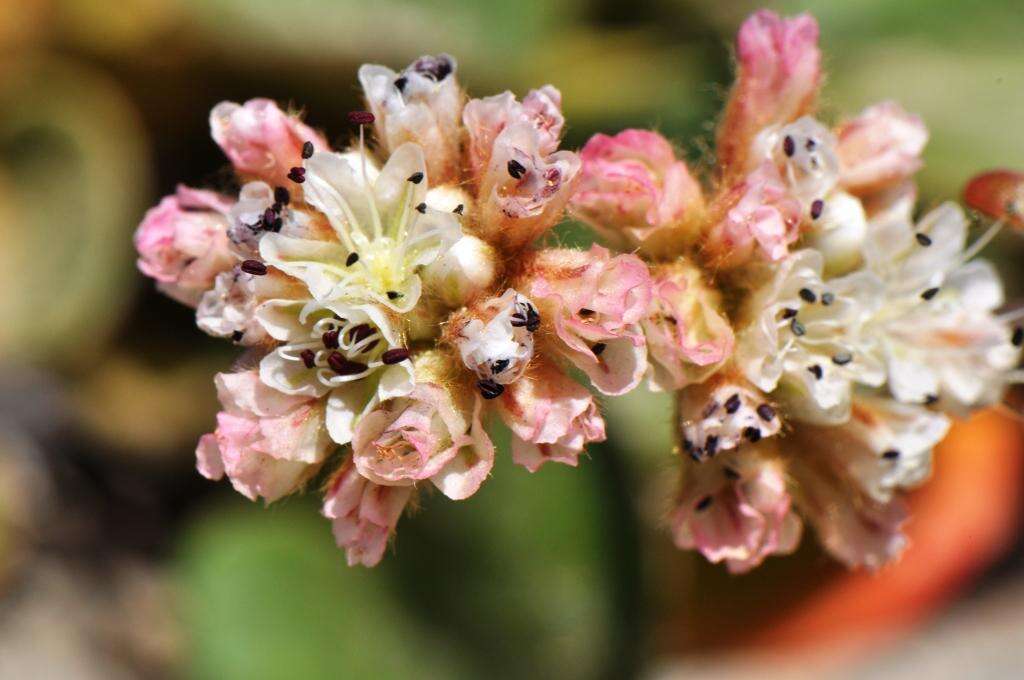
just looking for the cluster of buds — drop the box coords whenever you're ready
[136,54,648,566]
[136,10,1023,573]
[569,10,1022,572]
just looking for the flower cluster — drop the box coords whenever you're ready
[136,10,1022,573]
[136,55,651,566]
[569,10,1021,572]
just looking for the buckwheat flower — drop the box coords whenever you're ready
[964,169,1024,229]
[570,129,705,254]
[642,261,734,391]
[670,448,802,574]
[475,123,582,251]
[210,98,328,187]
[359,54,463,183]
[197,370,332,503]
[705,161,803,266]
[497,358,606,472]
[196,268,271,346]
[260,144,462,311]
[322,458,412,567]
[463,85,565,181]
[836,102,928,195]
[756,116,839,208]
[736,249,884,423]
[677,376,782,460]
[352,359,494,500]
[255,297,414,444]
[717,10,821,177]
[521,245,652,395]
[449,289,536,386]
[134,185,236,306]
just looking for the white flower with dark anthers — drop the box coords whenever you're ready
[255,298,414,445]
[452,289,537,393]
[358,54,463,183]
[754,116,839,208]
[259,143,462,313]
[837,202,1022,409]
[678,380,782,460]
[196,268,270,346]
[736,249,885,424]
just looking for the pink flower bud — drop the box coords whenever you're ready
[705,161,803,266]
[670,453,802,574]
[521,245,652,395]
[210,99,327,186]
[134,185,236,307]
[837,102,928,195]
[570,129,704,253]
[717,10,821,177]
[498,359,606,472]
[476,123,581,252]
[964,169,1024,229]
[359,54,464,183]
[196,370,332,503]
[642,262,735,391]
[351,382,494,500]
[322,459,412,567]
[463,86,564,182]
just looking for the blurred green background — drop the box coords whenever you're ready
[2,1,1024,678]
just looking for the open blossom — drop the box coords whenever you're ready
[134,186,236,306]
[197,370,331,503]
[322,459,412,567]
[210,99,327,187]
[498,359,606,472]
[522,245,652,395]
[569,129,704,252]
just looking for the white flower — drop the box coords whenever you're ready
[753,116,839,207]
[255,297,414,445]
[259,144,462,313]
[678,380,782,460]
[196,269,269,346]
[736,249,885,424]
[837,202,1021,409]
[453,289,536,387]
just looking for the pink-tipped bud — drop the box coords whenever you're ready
[964,169,1024,229]
[837,101,928,195]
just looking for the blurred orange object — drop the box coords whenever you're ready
[749,408,1023,653]
[964,170,1024,229]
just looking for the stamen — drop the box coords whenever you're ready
[695,495,713,511]
[386,291,403,300]
[346,252,360,267]
[703,401,719,418]
[322,329,340,349]
[274,186,290,205]
[591,342,607,356]
[453,204,465,215]
[579,308,596,318]
[799,288,817,303]
[743,426,762,443]
[790,317,806,336]
[1013,326,1024,347]
[821,292,834,306]
[415,202,427,213]
[287,167,306,183]
[328,352,368,375]
[960,219,1005,263]
[300,349,316,369]
[240,260,267,275]
[832,352,853,366]
[507,159,526,179]
[477,378,504,400]
[407,172,424,184]
[301,141,314,159]
[347,110,375,125]
[705,435,719,456]
[394,76,408,92]
[808,364,823,380]
[756,404,776,421]
[231,330,244,342]
[925,394,940,405]
[882,449,900,460]
[781,307,798,319]
[915,233,933,247]
[782,135,795,157]
[724,394,741,414]
[921,287,940,300]
[348,324,374,343]
[810,199,824,220]
[382,348,411,365]
[491,359,510,374]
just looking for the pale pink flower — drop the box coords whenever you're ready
[322,459,412,567]
[351,383,494,500]
[717,10,821,176]
[705,162,803,265]
[134,185,236,306]
[197,370,332,503]
[836,102,928,194]
[643,262,734,390]
[463,85,564,181]
[522,245,652,395]
[670,454,802,574]
[498,359,606,472]
[476,123,581,251]
[196,269,271,346]
[570,129,704,251]
[210,98,327,186]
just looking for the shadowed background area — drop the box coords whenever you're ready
[2,0,1023,678]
